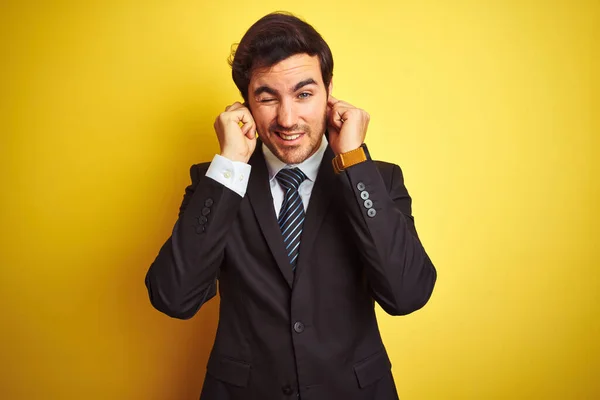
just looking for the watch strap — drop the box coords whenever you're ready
[332,144,369,174]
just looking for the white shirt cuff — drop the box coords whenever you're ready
[205,154,251,197]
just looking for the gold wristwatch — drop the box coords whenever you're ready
[332,144,370,174]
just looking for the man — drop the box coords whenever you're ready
[146,11,436,400]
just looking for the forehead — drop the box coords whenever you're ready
[250,53,323,88]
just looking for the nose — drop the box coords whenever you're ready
[276,100,296,129]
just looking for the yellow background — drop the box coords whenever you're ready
[1,0,598,399]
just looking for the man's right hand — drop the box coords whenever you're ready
[214,102,257,163]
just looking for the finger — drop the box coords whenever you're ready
[326,119,341,135]
[328,102,346,122]
[327,97,343,123]
[245,129,257,140]
[327,96,339,107]
[240,120,255,137]
[328,97,352,116]
[236,108,254,125]
[236,109,256,137]
[329,95,356,109]
[225,101,244,112]
[328,110,344,131]
[219,108,246,126]
[224,107,251,124]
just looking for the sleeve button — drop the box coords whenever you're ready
[357,182,366,191]
[201,207,211,216]
[204,198,214,207]
[360,190,369,200]
[364,199,373,209]
[367,208,376,218]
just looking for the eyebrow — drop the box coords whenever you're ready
[293,78,317,92]
[253,78,318,97]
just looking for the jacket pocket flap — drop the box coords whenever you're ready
[207,355,251,387]
[353,349,392,388]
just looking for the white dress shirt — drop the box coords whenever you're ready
[205,136,329,218]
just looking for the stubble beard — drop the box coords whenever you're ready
[265,111,327,165]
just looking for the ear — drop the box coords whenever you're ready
[327,79,333,99]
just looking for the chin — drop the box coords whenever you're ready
[275,148,310,165]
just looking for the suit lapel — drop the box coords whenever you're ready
[295,146,336,280]
[247,145,294,288]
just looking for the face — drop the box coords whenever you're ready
[248,54,331,165]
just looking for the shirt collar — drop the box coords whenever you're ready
[263,135,328,183]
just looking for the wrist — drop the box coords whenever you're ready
[332,143,371,174]
[331,142,363,156]
[220,151,249,164]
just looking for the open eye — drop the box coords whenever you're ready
[298,92,312,99]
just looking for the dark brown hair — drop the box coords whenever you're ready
[229,12,334,103]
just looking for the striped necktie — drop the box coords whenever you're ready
[276,168,307,270]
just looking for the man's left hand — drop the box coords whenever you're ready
[327,96,370,155]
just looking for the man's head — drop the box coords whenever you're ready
[229,12,334,164]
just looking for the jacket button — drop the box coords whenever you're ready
[204,198,214,207]
[293,321,305,333]
[357,182,366,191]
[282,385,294,395]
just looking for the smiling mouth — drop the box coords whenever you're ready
[276,132,303,141]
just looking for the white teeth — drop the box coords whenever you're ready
[280,133,300,141]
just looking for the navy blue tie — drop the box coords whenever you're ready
[276,168,307,270]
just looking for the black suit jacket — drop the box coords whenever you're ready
[146,144,436,400]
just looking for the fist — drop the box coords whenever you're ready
[214,102,257,163]
[326,96,370,155]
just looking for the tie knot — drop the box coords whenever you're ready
[276,168,307,191]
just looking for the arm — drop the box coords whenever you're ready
[145,101,257,320]
[339,159,437,315]
[145,163,245,319]
[326,96,436,315]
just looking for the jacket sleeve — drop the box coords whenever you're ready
[145,163,244,319]
[339,160,437,316]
